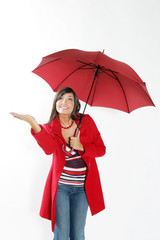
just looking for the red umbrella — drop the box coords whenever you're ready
[32,49,155,152]
[32,49,154,113]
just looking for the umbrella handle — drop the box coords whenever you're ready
[62,128,80,154]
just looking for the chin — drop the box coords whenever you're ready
[59,111,72,115]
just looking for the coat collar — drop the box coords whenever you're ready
[49,113,89,138]
[50,115,62,137]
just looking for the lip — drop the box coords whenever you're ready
[61,106,69,110]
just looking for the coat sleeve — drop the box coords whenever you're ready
[30,123,56,155]
[80,115,106,158]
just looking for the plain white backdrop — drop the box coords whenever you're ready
[1,0,160,239]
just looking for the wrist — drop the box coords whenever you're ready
[28,118,37,126]
[29,120,41,134]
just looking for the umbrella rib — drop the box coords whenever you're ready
[34,59,96,72]
[54,63,95,91]
[100,68,118,79]
[101,68,130,112]
[33,58,61,71]
[134,82,155,107]
[90,67,118,106]
[110,70,130,112]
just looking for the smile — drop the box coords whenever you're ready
[61,106,69,110]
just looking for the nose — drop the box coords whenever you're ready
[62,98,67,104]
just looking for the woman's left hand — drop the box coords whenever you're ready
[70,137,84,151]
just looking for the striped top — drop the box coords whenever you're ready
[58,143,87,186]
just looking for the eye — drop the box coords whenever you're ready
[68,98,73,101]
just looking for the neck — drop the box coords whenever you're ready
[58,114,72,126]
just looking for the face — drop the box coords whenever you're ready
[56,92,75,116]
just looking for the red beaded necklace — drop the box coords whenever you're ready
[60,120,74,129]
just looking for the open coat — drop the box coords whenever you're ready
[31,114,106,232]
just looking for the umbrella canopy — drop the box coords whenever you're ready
[32,49,155,113]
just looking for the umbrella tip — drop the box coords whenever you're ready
[102,49,105,53]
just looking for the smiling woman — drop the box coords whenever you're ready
[10,87,106,240]
[48,87,81,124]
[56,93,74,114]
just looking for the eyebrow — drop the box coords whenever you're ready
[67,95,73,98]
[61,93,74,97]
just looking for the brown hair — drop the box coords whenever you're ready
[48,87,81,124]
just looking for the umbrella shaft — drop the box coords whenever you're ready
[77,65,100,130]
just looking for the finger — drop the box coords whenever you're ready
[10,112,18,117]
[70,141,75,148]
[70,138,77,144]
[10,112,23,120]
[70,140,77,148]
[10,112,16,116]
[70,137,79,140]
[69,139,75,145]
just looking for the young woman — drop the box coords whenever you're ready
[10,87,106,240]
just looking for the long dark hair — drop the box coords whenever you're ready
[48,87,81,124]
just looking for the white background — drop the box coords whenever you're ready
[1,0,160,239]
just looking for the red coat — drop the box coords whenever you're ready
[31,114,106,231]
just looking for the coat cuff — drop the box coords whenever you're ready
[30,124,44,140]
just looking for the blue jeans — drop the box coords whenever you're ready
[53,183,89,240]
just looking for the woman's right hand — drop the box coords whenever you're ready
[10,112,41,134]
[10,112,36,124]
